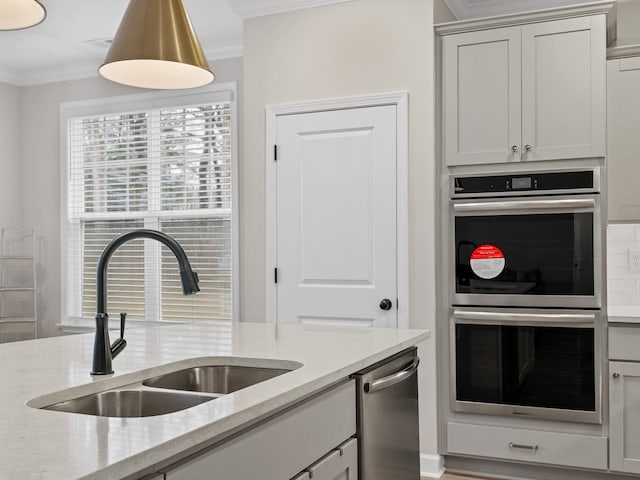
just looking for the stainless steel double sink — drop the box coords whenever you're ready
[42,363,297,418]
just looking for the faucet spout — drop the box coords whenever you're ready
[91,229,200,375]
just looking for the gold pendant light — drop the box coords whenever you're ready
[0,0,46,30]
[99,0,214,90]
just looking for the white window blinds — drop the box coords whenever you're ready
[65,91,234,323]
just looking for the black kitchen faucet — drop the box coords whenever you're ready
[91,229,200,375]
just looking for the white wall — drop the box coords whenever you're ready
[19,57,243,338]
[617,0,640,46]
[0,82,23,226]
[435,0,457,22]
[242,0,438,461]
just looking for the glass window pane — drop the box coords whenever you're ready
[160,218,232,322]
[82,220,146,319]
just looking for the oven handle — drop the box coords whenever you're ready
[453,309,596,325]
[452,198,596,213]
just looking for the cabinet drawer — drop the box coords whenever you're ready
[164,380,356,480]
[307,438,357,480]
[447,422,607,470]
[609,325,640,361]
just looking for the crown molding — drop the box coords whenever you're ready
[0,68,24,86]
[1,44,243,87]
[442,0,610,20]
[608,43,640,60]
[226,0,353,18]
[435,0,615,36]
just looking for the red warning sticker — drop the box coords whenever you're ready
[470,244,505,279]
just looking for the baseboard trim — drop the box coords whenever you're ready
[421,453,445,478]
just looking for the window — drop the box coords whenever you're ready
[62,84,237,324]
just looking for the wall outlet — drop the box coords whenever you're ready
[630,249,640,272]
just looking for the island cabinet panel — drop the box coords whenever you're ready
[442,15,606,167]
[447,422,607,470]
[609,361,640,474]
[163,380,356,480]
[294,438,357,480]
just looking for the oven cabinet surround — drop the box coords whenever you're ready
[608,324,640,474]
[447,422,607,470]
[438,7,609,167]
[607,55,640,221]
[162,382,356,480]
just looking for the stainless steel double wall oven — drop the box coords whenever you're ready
[449,168,603,424]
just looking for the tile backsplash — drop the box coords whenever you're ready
[607,224,640,315]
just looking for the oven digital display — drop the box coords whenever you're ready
[512,177,532,189]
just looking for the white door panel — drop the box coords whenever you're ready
[443,26,522,166]
[276,105,397,327]
[521,16,606,161]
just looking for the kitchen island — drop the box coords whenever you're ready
[0,322,428,479]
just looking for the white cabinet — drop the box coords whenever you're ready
[607,56,640,221]
[163,381,356,480]
[607,326,640,474]
[291,438,357,480]
[443,27,521,166]
[609,361,640,474]
[447,422,607,470]
[442,16,606,167]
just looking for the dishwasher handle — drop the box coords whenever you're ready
[364,357,420,394]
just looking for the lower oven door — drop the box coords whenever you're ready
[451,194,601,309]
[451,307,602,424]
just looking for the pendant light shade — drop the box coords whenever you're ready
[99,0,214,90]
[0,0,46,30]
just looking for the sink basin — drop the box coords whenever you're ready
[43,390,215,418]
[143,365,292,394]
[33,359,301,418]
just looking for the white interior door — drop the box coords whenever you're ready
[274,105,397,328]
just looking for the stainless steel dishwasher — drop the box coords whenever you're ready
[352,347,420,480]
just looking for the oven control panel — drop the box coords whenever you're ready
[452,170,597,197]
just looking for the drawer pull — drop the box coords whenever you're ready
[613,372,621,379]
[509,442,539,451]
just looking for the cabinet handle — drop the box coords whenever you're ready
[613,372,621,379]
[524,144,532,152]
[511,145,519,153]
[509,442,538,451]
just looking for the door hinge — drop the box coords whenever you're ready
[274,267,278,283]
[274,144,278,161]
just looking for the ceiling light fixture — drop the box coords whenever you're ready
[0,0,46,31]
[99,0,214,90]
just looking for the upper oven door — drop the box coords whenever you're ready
[451,194,601,309]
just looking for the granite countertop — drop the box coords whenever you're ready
[0,322,429,480]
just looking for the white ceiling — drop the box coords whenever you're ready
[0,0,611,86]
[0,0,244,86]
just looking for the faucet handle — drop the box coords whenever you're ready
[109,313,128,360]
[119,312,126,340]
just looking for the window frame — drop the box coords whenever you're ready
[59,82,239,328]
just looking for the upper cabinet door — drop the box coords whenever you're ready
[607,57,640,221]
[521,16,606,162]
[443,27,522,166]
